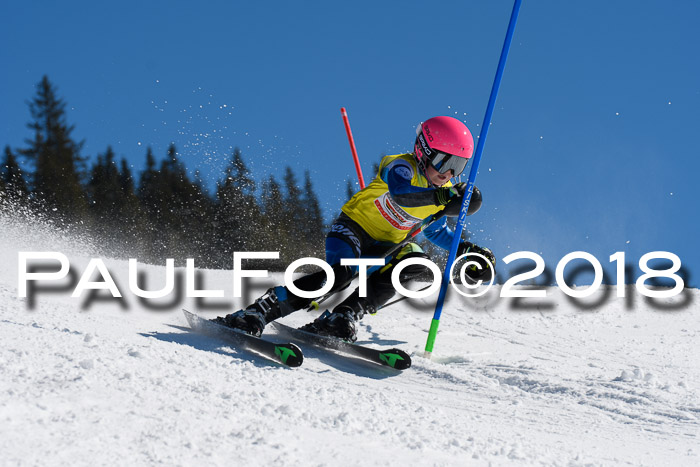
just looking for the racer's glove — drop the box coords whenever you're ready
[455,241,496,283]
[435,182,467,206]
[443,185,483,217]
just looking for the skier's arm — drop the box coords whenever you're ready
[382,162,439,207]
[422,217,455,251]
[383,161,466,208]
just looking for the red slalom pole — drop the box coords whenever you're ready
[340,107,366,189]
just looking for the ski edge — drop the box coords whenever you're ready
[182,309,303,368]
[270,321,411,370]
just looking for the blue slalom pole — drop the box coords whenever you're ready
[424,0,523,358]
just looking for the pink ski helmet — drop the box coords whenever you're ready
[414,116,474,178]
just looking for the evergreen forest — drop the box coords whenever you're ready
[1,76,333,270]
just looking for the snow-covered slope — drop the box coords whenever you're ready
[1,214,698,466]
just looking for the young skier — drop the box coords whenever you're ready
[214,116,496,342]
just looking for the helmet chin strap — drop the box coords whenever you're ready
[413,151,429,181]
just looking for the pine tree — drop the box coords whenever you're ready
[301,170,325,257]
[116,158,148,252]
[119,159,136,198]
[136,146,165,262]
[86,147,120,251]
[282,166,303,234]
[214,148,261,267]
[188,169,217,266]
[137,147,159,211]
[1,146,29,204]
[86,146,152,256]
[257,174,288,268]
[158,143,200,261]
[346,179,355,201]
[88,146,121,212]
[19,75,87,222]
[274,166,309,264]
[262,175,284,217]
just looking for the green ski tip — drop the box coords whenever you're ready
[274,345,303,367]
[379,349,411,370]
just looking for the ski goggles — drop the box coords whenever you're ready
[430,151,468,177]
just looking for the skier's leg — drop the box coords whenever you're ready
[288,235,357,300]
[214,216,362,335]
[213,263,355,336]
[301,243,431,342]
[259,231,359,316]
[280,213,370,310]
[364,242,432,309]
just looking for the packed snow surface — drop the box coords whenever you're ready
[1,215,698,466]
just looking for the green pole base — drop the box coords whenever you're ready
[424,318,441,355]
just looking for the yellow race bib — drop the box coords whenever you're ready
[341,154,448,243]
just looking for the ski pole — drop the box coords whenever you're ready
[341,107,366,189]
[377,210,447,266]
[424,0,523,359]
[378,284,433,310]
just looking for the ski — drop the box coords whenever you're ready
[182,309,303,368]
[269,321,411,370]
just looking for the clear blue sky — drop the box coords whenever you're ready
[2,0,699,288]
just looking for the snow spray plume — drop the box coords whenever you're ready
[0,196,99,259]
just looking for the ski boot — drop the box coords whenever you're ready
[299,298,375,343]
[213,286,294,337]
